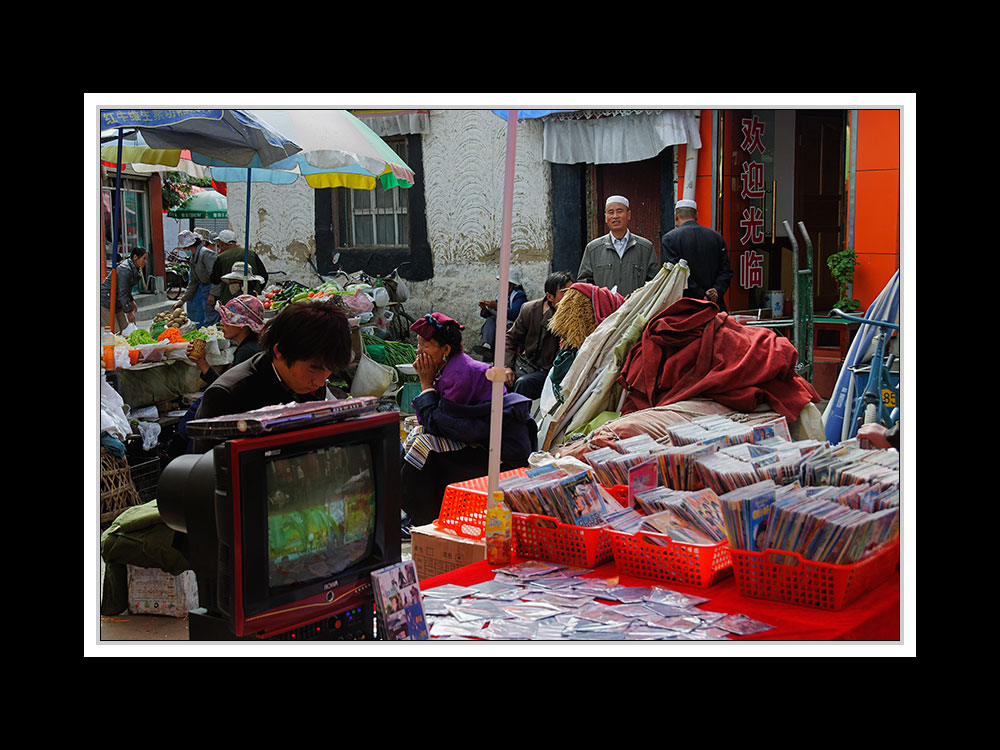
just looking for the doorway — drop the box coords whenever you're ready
[794,110,847,313]
[722,109,847,315]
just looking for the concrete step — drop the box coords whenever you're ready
[132,291,175,327]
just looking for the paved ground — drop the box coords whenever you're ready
[96,543,412,643]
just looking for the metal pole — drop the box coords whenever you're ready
[243,168,251,294]
[109,129,124,330]
[796,221,814,382]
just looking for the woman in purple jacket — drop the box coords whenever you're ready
[401,313,536,531]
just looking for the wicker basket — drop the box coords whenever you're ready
[100,447,143,529]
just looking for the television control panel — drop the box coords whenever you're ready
[270,602,375,641]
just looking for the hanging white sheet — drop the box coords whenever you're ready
[542,110,702,165]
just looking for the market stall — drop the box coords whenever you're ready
[391,405,900,643]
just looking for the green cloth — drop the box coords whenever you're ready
[549,347,578,402]
[100,500,190,616]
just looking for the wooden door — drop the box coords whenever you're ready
[594,159,663,256]
[794,111,847,312]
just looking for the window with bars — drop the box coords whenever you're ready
[336,137,409,248]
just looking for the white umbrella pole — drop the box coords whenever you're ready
[487,111,518,499]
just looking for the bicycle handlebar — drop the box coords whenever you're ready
[831,308,900,330]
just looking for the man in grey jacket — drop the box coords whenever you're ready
[577,195,659,298]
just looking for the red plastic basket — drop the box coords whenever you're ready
[728,537,899,610]
[511,514,613,568]
[608,484,629,506]
[607,528,733,588]
[434,466,530,540]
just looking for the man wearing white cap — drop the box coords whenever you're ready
[475,266,529,358]
[210,229,269,306]
[173,229,220,326]
[661,199,733,311]
[577,195,659,297]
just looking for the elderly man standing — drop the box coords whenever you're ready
[660,198,733,311]
[210,229,269,306]
[577,195,659,298]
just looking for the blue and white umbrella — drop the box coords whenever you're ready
[99,108,301,324]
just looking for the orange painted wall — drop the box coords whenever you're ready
[852,110,900,310]
[673,113,716,220]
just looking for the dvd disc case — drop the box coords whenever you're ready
[184,397,380,439]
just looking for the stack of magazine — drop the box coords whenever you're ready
[582,447,656,487]
[718,480,899,564]
[797,441,899,491]
[500,465,619,527]
[663,415,763,447]
[719,479,782,552]
[656,442,718,491]
[635,487,728,545]
[693,438,836,495]
[761,484,899,565]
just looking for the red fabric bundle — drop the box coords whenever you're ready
[618,298,820,421]
[569,282,624,324]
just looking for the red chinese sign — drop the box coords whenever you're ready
[737,115,767,290]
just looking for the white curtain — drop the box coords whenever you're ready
[542,110,702,165]
[358,111,430,137]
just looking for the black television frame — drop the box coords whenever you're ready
[162,411,401,641]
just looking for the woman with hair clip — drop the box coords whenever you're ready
[400,312,536,533]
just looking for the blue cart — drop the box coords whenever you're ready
[831,308,899,438]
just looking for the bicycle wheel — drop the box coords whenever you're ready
[388,307,416,342]
[165,271,185,300]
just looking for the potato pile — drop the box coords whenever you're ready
[153,309,189,328]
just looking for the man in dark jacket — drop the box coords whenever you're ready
[191,301,352,453]
[210,229,269,306]
[660,199,734,311]
[503,270,574,399]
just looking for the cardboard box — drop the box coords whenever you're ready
[410,523,485,581]
[127,565,200,617]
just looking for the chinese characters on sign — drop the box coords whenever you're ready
[738,115,766,290]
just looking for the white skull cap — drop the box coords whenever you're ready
[605,195,629,208]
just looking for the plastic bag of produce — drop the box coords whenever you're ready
[340,289,375,315]
[350,352,398,398]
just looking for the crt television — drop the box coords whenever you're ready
[158,411,401,641]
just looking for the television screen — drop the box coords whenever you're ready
[265,443,377,589]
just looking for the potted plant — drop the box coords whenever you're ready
[827,246,860,313]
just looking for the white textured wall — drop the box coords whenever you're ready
[225,175,321,286]
[410,109,552,351]
[231,109,555,352]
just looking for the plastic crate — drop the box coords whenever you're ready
[607,528,733,588]
[608,484,629,506]
[512,514,613,568]
[728,537,899,610]
[434,467,530,540]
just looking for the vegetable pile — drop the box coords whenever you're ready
[362,334,416,367]
[157,327,186,343]
[127,328,158,346]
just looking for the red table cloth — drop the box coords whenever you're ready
[420,555,900,642]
